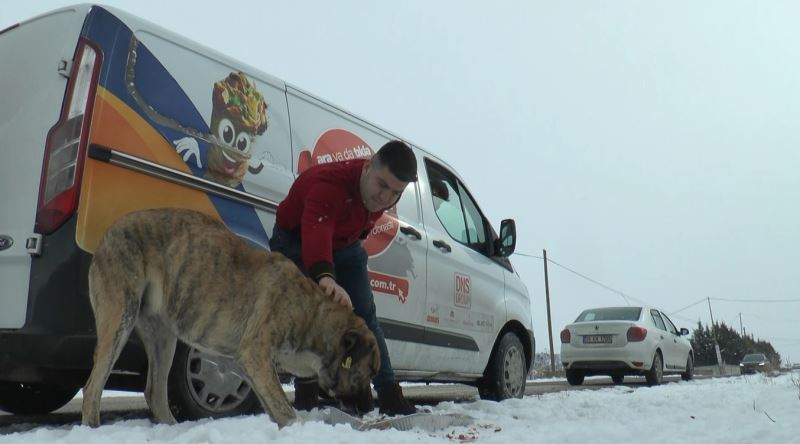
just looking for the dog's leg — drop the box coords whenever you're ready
[81,269,141,427]
[237,347,297,428]
[135,314,178,425]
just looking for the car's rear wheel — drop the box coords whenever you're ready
[0,382,79,415]
[566,369,584,386]
[167,342,261,421]
[681,355,694,381]
[645,351,663,386]
[478,332,527,400]
[611,374,624,385]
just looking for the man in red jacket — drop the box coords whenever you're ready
[269,140,417,416]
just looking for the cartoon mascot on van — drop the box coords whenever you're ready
[173,72,269,188]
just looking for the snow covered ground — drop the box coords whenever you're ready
[2,374,798,443]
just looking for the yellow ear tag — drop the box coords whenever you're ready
[342,356,352,369]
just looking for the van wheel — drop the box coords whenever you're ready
[611,375,624,385]
[478,332,527,400]
[167,342,261,421]
[566,369,584,386]
[645,351,664,386]
[681,355,694,381]
[0,382,78,415]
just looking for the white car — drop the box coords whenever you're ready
[560,306,694,386]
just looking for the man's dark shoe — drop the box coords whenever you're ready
[338,384,374,416]
[377,382,417,416]
[293,378,319,411]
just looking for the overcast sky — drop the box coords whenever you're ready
[4,1,799,363]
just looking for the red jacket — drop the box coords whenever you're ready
[275,159,383,282]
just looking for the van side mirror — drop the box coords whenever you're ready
[494,219,516,257]
[680,328,690,336]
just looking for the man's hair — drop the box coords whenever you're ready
[372,140,418,182]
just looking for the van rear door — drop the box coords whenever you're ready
[0,7,89,329]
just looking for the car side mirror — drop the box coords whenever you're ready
[680,327,690,336]
[494,219,516,257]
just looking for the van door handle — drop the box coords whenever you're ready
[433,239,452,252]
[399,225,421,240]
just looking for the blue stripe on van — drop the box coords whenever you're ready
[80,7,269,249]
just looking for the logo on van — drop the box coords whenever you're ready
[454,273,471,309]
[0,235,13,251]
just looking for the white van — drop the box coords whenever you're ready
[0,4,534,419]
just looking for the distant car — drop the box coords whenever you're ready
[739,353,771,374]
[560,306,694,386]
[791,363,800,372]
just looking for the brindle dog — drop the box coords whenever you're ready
[81,208,379,428]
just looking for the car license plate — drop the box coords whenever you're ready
[583,335,612,344]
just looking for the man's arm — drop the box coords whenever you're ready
[300,185,352,308]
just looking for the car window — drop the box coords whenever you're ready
[650,310,667,331]
[576,307,642,322]
[660,311,679,335]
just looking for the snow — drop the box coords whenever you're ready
[2,374,798,443]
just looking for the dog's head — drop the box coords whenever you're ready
[317,321,380,398]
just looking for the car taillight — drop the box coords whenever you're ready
[626,326,647,342]
[560,329,571,343]
[35,39,102,234]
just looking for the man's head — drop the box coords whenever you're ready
[360,140,417,212]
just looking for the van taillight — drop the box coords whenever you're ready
[626,326,648,342]
[560,329,571,343]
[35,39,101,234]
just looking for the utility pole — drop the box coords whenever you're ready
[707,298,723,373]
[739,313,743,336]
[543,249,555,374]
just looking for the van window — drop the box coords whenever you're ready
[425,160,489,255]
[459,182,487,246]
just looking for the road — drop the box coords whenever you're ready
[0,375,690,431]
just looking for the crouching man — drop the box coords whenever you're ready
[269,140,418,416]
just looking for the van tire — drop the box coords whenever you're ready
[478,332,527,400]
[167,342,261,421]
[0,382,78,415]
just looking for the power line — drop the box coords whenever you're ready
[710,297,800,303]
[514,251,800,319]
[514,252,544,260]
[516,251,640,306]
[669,298,708,315]
[738,312,800,324]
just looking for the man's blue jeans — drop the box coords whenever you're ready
[269,225,395,391]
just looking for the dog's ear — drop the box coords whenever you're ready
[340,330,362,370]
[342,330,360,354]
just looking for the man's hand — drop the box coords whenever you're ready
[318,276,353,308]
